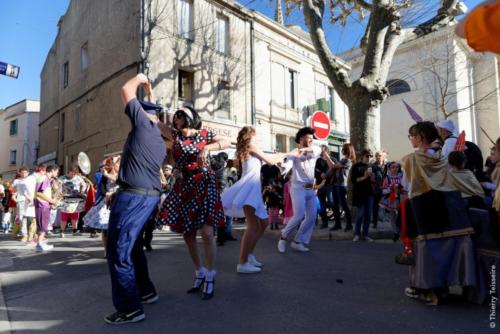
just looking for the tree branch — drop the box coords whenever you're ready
[352,0,372,11]
[302,0,352,100]
[403,0,462,43]
[360,4,392,83]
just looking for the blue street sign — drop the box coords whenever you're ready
[0,61,20,79]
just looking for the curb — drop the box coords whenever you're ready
[263,227,394,241]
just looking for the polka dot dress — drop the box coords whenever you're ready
[157,129,225,234]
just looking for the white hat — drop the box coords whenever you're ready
[164,164,173,170]
[436,120,458,136]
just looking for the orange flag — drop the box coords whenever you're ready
[454,131,466,152]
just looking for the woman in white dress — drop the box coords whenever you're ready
[221,126,283,274]
[83,156,120,257]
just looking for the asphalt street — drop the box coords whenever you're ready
[0,226,492,334]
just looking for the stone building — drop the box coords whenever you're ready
[0,99,40,179]
[39,0,350,173]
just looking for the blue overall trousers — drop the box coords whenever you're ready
[106,190,160,313]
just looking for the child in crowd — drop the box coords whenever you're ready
[379,161,404,242]
[1,202,11,234]
[263,177,283,230]
[282,171,293,225]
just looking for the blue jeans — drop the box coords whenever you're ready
[332,185,351,225]
[354,195,374,237]
[107,191,160,313]
[317,185,333,222]
[225,216,233,234]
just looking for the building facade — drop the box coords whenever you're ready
[0,99,40,179]
[39,0,350,173]
[252,15,350,156]
[343,27,500,160]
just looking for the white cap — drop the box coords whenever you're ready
[436,120,458,136]
[164,164,173,170]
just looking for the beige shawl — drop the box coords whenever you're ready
[402,150,484,199]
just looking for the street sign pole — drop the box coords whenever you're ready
[310,111,331,140]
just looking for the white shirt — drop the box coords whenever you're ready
[441,137,457,158]
[18,174,37,217]
[13,175,37,201]
[283,146,322,185]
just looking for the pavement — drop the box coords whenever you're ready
[0,220,492,334]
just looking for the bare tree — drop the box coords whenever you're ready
[142,0,248,119]
[284,0,466,152]
[415,31,499,122]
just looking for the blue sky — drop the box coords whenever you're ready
[0,0,485,109]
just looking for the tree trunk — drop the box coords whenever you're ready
[348,98,380,154]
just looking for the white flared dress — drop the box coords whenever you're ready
[83,179,118,230]
[221,155,268,220]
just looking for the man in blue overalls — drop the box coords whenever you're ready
[104,73,166,325]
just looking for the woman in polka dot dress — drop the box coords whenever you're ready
[156,106,230,300]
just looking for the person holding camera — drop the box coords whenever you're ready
[351,149,375,242]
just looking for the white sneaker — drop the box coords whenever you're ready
[365,236,375,242]
[248,254,262,267]
[59,232,65,238]
[290,241,309,252]
[352,235,360,242]
[236,262,261,274]
[277,239,287,253]
[36,243,54,252]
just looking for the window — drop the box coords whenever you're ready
[178,0,193,39]
[271,63,285,106]
[288,136,296,151]
[80,42,89,71]
[315,81,333,117]
[217,80,230,113]
[216,14,229,54]
[276,134,287,153]
[63,61,69,88]
[9,119,18,136]
[387,79,411,95]
[287,70,297,109]
[60,113,65,142]
[9,150,16,165]
[178,70,194,102]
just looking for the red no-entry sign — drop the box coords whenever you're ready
[311,111,331,140]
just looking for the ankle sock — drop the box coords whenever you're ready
[195,266,207,278]
[205,270,216,281]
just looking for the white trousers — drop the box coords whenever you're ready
[281,184,317,245]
